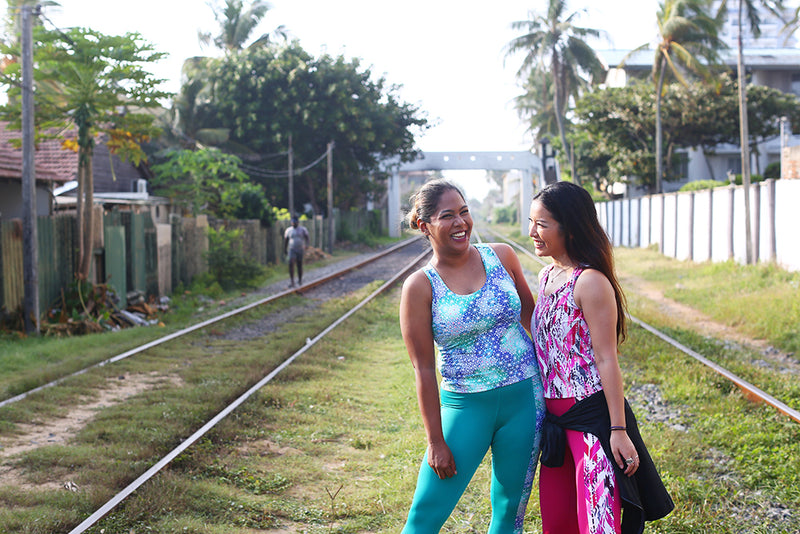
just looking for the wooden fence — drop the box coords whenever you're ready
[0,208,384,317]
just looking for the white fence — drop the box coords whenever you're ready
[597,179,800,272]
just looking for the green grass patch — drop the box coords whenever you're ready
[614,247,800,356]
[3,238,799,532]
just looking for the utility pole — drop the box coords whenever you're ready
[737,0,754,264]
[21,4,40,335]
[326,141,334,254]
[288,134,294,218]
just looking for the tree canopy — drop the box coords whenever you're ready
[572,74,800,190]
[0,24,170,279]
[170,41,429,214]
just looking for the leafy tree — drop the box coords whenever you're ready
[0,25,169,280]
[670,76,739,180]
[573,74,800,187]
[506,0,606,184]
[745,83,800,169]
[178,42,428,214]
[149,147,252,218]
[650,0,724,193]
[574,82,657,187]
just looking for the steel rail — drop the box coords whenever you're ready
[67,246,432,534]
[0,236,423,409]
[483,227,800,425]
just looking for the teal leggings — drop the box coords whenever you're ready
[402,378,542,533]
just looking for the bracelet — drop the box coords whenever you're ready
[610,426,627,431]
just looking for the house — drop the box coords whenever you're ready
[597,2,800,193]
[0,122,74,218]
[0,121,170,221]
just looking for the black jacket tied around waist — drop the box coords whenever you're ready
[540,390,675,534]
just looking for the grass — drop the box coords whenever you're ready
[75,284,800,534]
[0,248,362,404]
[1,238,799,532]
[614,245,800,356]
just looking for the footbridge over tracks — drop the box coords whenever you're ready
[388,151,542,237]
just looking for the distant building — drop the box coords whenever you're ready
[597,2,800,194]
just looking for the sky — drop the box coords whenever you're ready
[44,0,662,199]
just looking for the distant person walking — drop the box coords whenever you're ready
[529,181,673,534]
[284,216,309,288]
[399,179,545,533]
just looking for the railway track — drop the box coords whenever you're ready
[62,237,431,534]
[0,237,426,409]
[5,229,796,533]
[483,227,800,425]
[0,237,431,533]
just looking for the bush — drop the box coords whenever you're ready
[234,183,275,226]
[763,161,781,180]
[493,205,517,224]
[679,180,729,192]
[732,173,765,185]
[205,226,265,290]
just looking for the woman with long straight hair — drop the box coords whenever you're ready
[529,181,673,534]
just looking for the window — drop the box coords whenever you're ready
[791,73,800,98]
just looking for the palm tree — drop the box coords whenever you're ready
[726,0,786,264]
[506,0,606,184]
[651,0,724,194]
[513,64,559,145]
[198,0,286,52]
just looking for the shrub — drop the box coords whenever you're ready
[679,180,728,192]
[493,205,517,224]
[763,161,781,180]
[205,226,265,290]
[732,173,765,185]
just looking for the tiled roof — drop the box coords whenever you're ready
[0,121,78,184]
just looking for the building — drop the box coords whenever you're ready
[0,121,175,225]
[598,2,800,193]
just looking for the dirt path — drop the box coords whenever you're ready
[0,372,182,489]
[620,273,800,374]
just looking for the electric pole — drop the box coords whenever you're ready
[327,141,334,254]
[21,4,40,335]
[288,134,294,218]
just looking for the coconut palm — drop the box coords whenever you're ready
[506,0,606,184]
[198,0,286,52]
[651,0,725,193]
[513,63,559,145]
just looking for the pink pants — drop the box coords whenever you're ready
[540,397,622,534]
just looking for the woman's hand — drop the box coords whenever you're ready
[427,439,457,479]
[610,430,639,477]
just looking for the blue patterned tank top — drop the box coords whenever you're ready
[423,244,537,393]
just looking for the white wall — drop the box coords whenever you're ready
[599,179,800,271]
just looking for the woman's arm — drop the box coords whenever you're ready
[399,270,457,479]
[575,269,639,476]
[490,243,536,335]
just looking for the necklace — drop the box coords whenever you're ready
[547,264,573,288]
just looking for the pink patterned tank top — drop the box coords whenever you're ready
[532,265,603,399]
